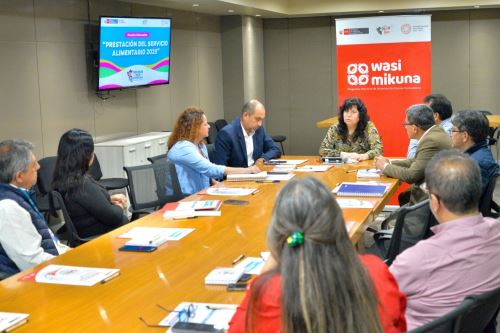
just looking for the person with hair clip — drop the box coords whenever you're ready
[228,177,406,333]
[319,97,383,161]
[167,107,260,195]
[52,129,128,239]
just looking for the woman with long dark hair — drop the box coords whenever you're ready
[52,129,128,238]
[228,177,406,333]
[319,97,382,161]
[167,107,260,195]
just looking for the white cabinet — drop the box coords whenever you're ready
[94,132,171,178]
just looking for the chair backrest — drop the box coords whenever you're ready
[206,143,216,163]
[37,156,57,195]
[151,159,185,205]
[207,122,218,144]
[479,174,498,217]
[386,199,437,265]
[87,155,103,180]
[50,190,92,247]
[477,110,497,145]
[123,163,163,211]
[214,119,228,131]
[408,298,475,333]
[147,153,167,164]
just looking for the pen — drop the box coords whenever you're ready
[256,180,280,183]
[251,189,260,195]
[232,254,245,265]
[172,216,197,220]
[346,170,357,173]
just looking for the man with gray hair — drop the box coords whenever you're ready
[450,110,499,193]
[375,104,451,205]
[0,140,69,278]
[390,150,500,330]
[213,99,281,168]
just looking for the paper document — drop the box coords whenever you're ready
[204,267,244,285]
[176,200,222,211]
[161,302,237,331]
[0,312,29,332]
[265,173,295,181]
[357,168,381,178]
[295,165,332,172]
[260,251,271,261]
[227,171,268,182]
[233,257,265,275]
[205,187,257,196]
[119,227,194,241]
[336,198,376,209]
[268,159,307,165]
[163,210,221,219]
[20,265,120,286]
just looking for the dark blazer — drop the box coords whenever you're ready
[61,176,128,238]
[213,117,281,167]
[384,126,452,205]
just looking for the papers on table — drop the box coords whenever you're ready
[204,267,244,285]
[270,164,296,173]
[0,312,29,332]
[161,302,237,331]
[227,171,267,182]
[233,257,265,275]
[268,159,307,165]
[294,165,333,172]
[260,251,271,261]
[119,227,194,242]
[19,265,120,286]
[205,187,257,196]
[163,201,222,219]
[336,198,376,209]
[266,173,295,181]
[357,168,381,178]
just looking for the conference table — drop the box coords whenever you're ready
[0,157,399,332]
[316,114,500,128]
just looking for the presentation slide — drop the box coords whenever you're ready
[98,17,171,91]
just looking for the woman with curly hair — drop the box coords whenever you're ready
[319,97,382,161]
[228,177,406,333]
[167,107,260,195]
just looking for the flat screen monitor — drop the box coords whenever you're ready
[98,16,171,91]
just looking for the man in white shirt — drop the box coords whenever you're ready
[0,139,69,278]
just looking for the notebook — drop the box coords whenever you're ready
[336,183,388,197]
[226,171,267,182]
[204,267,244,285]
[0,312,29,332]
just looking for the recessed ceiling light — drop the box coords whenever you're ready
[192,3,199,7]
[228,9,234,13]
[255,14,261,17]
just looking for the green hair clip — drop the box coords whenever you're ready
[287,231,304,248]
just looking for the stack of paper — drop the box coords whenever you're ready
[119,227,194,242]
[357,168,381,178]
[19,265,120,286]
[205,187,257,196]
[227,171,268,182]
[233,257,266,275]
[204,267,244,285]
[295,165,333,172]
[163,200,223,219]
[0,312,29,332]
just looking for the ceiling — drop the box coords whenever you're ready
[122,0,500,17]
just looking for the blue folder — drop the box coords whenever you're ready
[336,183,387,197]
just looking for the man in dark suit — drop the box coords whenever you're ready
[213,99,281,167]
[375,104,451,205]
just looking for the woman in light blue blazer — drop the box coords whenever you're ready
[167,107,260,195]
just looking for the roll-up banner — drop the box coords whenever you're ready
[336,15,431,156]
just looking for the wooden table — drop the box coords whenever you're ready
[0,157,398,332]
[316,115,500,128]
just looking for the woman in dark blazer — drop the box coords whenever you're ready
[52,129,128,239]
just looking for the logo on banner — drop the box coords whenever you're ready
[401,24,412,34]
[346,59,421,86]
[376,25,391,35]
[339,27,369,35]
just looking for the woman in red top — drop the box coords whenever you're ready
[228,177,406,333]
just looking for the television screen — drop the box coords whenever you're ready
[98,16,171,91]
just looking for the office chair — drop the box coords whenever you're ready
[409,285,500,333]
[147,153,167,164]
[88,155,128,191]
[207,121,218,144]
[214,119,228,131]
[35,156,60,220]
[206,143,216,162]
[478,111,500,157]
[271,135,287,154]
[479,174,499,218]
[50,190,96,247]
[369,199,437,265]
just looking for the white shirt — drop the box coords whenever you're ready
[241,122,255,166]
[0,198,70,271]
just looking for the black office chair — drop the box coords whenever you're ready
[88,155,129,191]
[206,143,216,162]
[369,199,437,265]
[409,285,500,333]
[50,190,96,247]
[478,111,500,156]
[207,121,218,144]
[271,135,287,154]
[35,156,59,219]
[147,153,167,164]
[479,174,499,218]
[214,119,228,131]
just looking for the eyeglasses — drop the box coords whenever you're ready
[139,303,197,328]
